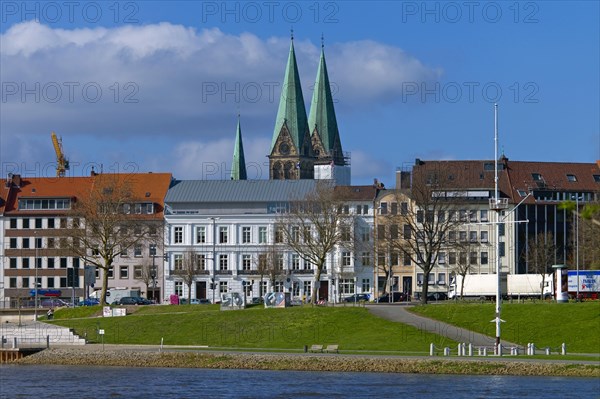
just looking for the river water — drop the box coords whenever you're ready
[1,365,598,398]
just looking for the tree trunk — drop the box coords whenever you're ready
[421,271,429,304]
[460,275,466,300]
[540,275,545,301]
[312,266,324,304]
[100,265,110,305]
[187,283,192,305]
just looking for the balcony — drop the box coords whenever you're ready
[489,198,509,210]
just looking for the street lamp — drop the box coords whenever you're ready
[34,230,38,320]
[210,217,219,304]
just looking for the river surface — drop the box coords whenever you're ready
[1,365,598,398]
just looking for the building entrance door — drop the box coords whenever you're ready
[196,281,207,299]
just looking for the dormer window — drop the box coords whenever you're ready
[566,174,577,182]
[531,173,543,181]
[594,175,600,183]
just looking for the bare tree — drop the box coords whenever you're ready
[276,181,354,304]
[255,245,286,293]
[137,257,156,300]
[65,175,162,305]
[450,239,478,300]
[172,248,202,304]
[381,168,464,304]
[526,232,558,300]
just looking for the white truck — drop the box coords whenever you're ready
[448,274,553,300]
[90,288,141,304]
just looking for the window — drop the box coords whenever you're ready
[377,225,385,240]
[448,252,456,265]
[47,277,55,288]
[9,277,17,288]
[135,203,142,214]
[417,273,423,286]
[174,227,183,244]
[531,173,543,181]
[459,231,467,242]
[134,244,142,257]
[340,226,351,241]
[390,224,399,239]
[291,254,300,270]
[22,218,30,229]
[196,254,206,270]
[480,210,488,222]
[469,231,478,242]
[274,227,284,243]
[274,281,284,293]
[416,210,424,223]
[400,202,408,215]
[438,273,446,285]
[22,258,30,268]
[390,252,399,266]
[60,218,67,228]
[341,252,351,267]
[123,204,131,214]
[480,231,489,243]
[47,238,55,248]
[134,266,143,279]
[59,277,67,288]
[174,254,183,270]
[481,252,489,265]
[459,210,467,222]
[361,227,370,242]
[10,258,17,268]
[292,282,300,296]
[9,238,17,249]
[149,244,157,256]
[22,277,30,288]
[10,218,17,228]
[276,254,284,270]
[391,202,398,215]
[258,254,267,270]
[220,281,228,293]
[378,254,386,267]
[60,258,67,268]
[219,227,228,244]
[120,246,128,257]
[175,281,183,296]
[499,242,505,257]
[594,175,600,183]
[438,252,446,264]
[303,281,312,298]
[499,223,505,236]
[438,210,445,222]
[219,254,228,270]
[36,257,42,268]
[258,227,267,243]
[107,267,114,279]
[35,218,42,228]
[380,202,387,215]
[459,252,467,265]
[47,258,55,268]
[339,278,355,294]
[361,251,371,266]
[470,252,478,265]
[119,266,129,279]
[22,238,30,249]
[469,210,477,222]
[362,279,371,293]
[448,231,456,243]
[196,226,206,243]
[403,252,411,266]
[242,227,251,243]
[291,226,300,242]
[72,218,80,228]
[242,254,252,271]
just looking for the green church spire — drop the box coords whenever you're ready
[271,38,309,153]
[308,41,343,162]
[231,116,247,180]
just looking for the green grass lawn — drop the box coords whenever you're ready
[409,302,600,354]
[50,304,455,353]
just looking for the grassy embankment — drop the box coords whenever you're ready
[49,304,453,354]
[409,302,600,354]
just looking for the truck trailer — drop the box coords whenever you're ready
[90,288,141,304]
[567,270,600,300]
[448,274,553,300]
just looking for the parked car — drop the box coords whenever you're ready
[343,293,370,302]
[189,298,211,305]
[251,297,264,305]
[376,292,409,303]
[78,298,100,306]
[115,297,152,305]
[414,292,448,301]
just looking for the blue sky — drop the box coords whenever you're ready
[1,1,598,186]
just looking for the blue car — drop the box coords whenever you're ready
[79,298,100,306]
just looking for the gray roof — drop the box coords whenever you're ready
[166,179,318,203]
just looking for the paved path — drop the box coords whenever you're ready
[366,304,519,348]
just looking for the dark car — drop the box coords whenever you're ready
[343,293,370,302]
[189,298,211,305]
[414,292,448,301]
[376,292,409,303]
[115,296,152,305]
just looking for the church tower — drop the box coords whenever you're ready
[308,39,350,184]
[268,34,314,180]
[231,115,247,180]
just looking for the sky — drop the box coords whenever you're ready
[1,1,599,187]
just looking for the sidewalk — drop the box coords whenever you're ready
[366,304,519,348]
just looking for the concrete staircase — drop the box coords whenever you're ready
[1,322,86,347]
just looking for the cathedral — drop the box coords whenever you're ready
[231,35,350,184]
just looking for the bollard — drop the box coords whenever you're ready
[545,347,550,356]
[482,347,487,356]
[160,337,164,352]
[456,343,462,356]
[304,345,308,353]
[429,343,435,356]
[443,347,450,356]
[46,335,50,349]
[12,337,17,349]
[478,347,483,356]
[561,343,567,356]
[468,343,473,357]
[497,344,503,356]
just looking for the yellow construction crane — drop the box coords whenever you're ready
[51,131,69,177]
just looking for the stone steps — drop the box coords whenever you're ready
[1,322,86,347]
